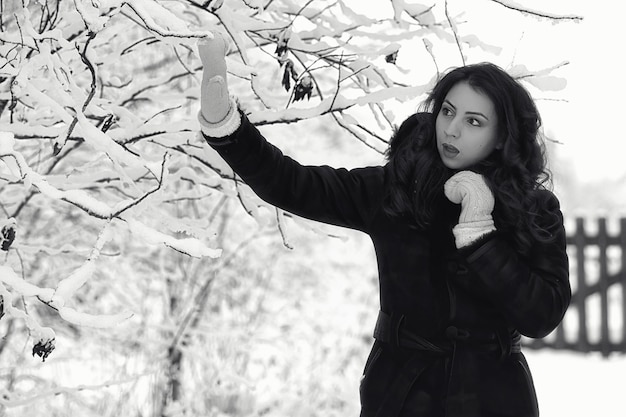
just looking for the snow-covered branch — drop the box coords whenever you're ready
[0,372,153,407]
[124,0,213,40]
[0,272,56,361]
[248,84,430,126]
[490,0,584,21]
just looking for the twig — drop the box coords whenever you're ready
[331,113,386,155]
[349,115,390,145]
[110,153,169,218]
[79,34,97,111]
[328,51,344,111]
[275,208,293,250]
[234,180,255,218]
[172,44,195,77]
[513,61,570,81]
[166,143,247,187]
[123,1,209,39]
[120,36,158,56]
[423,38,439,78]
[243,32,288,110]
[55,32,98,155]
[291,0,316,25]
[490,0,583,21]
[406,3,436,21]
[118,70,195,107]
[141,105,184,125]
[215,19,273,110]
[444,0,465,66]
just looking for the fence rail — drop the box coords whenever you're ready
[523,217,626,357]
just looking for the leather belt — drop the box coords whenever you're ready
[373,310,521,356]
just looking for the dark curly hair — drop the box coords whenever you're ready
[384,62,558,255]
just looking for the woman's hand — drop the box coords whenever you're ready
[197,32,230,123]
[444,171,496,248]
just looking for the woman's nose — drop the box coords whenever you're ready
[444,118,460,138]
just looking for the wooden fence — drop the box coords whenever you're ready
[523,217,626,357]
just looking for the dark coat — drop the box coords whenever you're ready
[204,111,571,417]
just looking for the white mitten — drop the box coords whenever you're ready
[197,32,240,137]
[444,171,496,248]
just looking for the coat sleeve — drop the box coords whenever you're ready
[461,191,571,338]
[202,111,386,232]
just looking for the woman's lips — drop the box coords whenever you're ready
[442,143,459,157]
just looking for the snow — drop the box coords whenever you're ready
[525,349,626,416]
[22,82,74,124]
[73,0,109,32]
[53,261,97,307]
[58,305,134,328]
[74,113,148,171]
[124,218,222,258]
[0,265,54,299]
[0,131,15,153]
[59,189,115,217]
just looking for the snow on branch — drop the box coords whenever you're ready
[509,61,570,92]
[124,0,213,42]
[1,132,221,260]
[0,142,116,218]
[490,0,583,21]
[0,275,56,361]
[2,132,139,218]
[249,85,430,126]
[123,218,222,258]
[72,0,115,32]
[0,372,153,407]
[52,223,113,306]
[1,226,132,345]
[0,266,54,300]
[57,305,134,328]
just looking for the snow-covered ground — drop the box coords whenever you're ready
[525,349,626,417]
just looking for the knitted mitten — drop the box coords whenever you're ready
[197,32,240,137]
[444,171,496,248]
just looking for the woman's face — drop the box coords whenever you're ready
[435,81,500,170]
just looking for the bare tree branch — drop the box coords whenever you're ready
[275,207,293,250]
[54,31,98,155]
[444,0,465,66]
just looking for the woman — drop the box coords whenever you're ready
[197,35,570,417]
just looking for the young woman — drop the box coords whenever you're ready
[197,35,570,417]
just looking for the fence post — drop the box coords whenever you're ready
[598,218,610,357]
[574,217,589,352]
[621,218,626,352]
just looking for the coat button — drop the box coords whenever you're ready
[447,260,468,275]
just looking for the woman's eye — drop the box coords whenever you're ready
[468,118,481,127]
[441,107,453,116]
